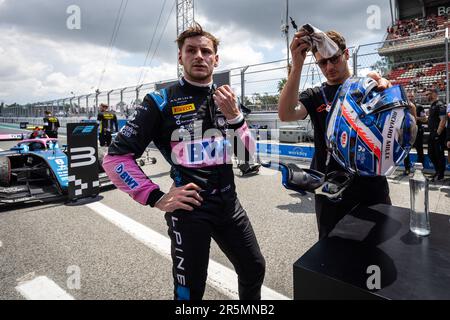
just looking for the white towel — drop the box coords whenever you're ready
[300,24,340,59]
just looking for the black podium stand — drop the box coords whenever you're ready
[293,204,450,300]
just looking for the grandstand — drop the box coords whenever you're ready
[379,0,449,101]
[387,61,449,93]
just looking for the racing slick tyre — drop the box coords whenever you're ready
[0,157,11,187]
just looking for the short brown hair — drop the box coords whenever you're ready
[312,30,346,55]
[100,103,109,109]
[176,23,220,53]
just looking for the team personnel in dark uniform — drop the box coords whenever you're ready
[43,111,60,138]
[426,88,447,182]
[103,24,265,300]
[279,28,392,239]
[97,103,119,147]
[447,103,450,165]
[404,90,426,174]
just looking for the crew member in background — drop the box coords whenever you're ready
[404,90,426,175]
[426,88,447,182]
[447,103,450,166]
[97,103,118,147]
[43,111,60,138]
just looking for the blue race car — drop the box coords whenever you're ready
[0,137,109,206]
[0,137,156,207]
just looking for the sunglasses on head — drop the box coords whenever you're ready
[316,50,346,68]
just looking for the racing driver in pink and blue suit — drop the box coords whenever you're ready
[103,24,265,300]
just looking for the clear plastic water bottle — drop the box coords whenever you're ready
[409,163,430,236]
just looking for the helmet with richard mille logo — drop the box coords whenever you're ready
[326,77,417,177]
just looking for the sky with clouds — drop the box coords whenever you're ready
[0,0,393,104]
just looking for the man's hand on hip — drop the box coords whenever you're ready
[155,183,204,213]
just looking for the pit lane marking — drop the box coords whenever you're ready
[15,276,75,300]
[86,202,289,300]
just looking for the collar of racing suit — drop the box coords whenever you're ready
[181,77,214,89]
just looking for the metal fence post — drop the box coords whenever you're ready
[86,94,92,118]
[135,85,142,106]
[70,97,75,115]
[107,90,114,108]
[95,90,100,115]
[120,88,126,113]
[353,46,360,77]
[78,96,82,115]
[241,66,249,104]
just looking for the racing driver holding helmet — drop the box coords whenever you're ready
[279,26,402,240]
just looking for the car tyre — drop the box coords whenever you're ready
[0,157,11,187]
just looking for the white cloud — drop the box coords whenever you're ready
[0,27,177,104]
[197,15,266,69]
[219,42,264,69]
[1,15,270,104]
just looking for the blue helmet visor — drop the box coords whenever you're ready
[360,85,409,115]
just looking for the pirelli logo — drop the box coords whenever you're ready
[172,104,195,115]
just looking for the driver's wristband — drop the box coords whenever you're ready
[227,113,244,125]
[147,189,165,207]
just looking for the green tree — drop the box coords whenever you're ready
[277,78,287,93]
[371,57,390,77]
[243,96,252,106]
[259,93,279,106]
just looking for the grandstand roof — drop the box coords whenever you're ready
[397,0,449,20]
[423,0,450,7]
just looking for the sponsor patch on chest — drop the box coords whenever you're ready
[172,104,196,115]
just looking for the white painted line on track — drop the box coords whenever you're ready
[86,202,290,300]
[15,276,75,300]
[0,240,3,248]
